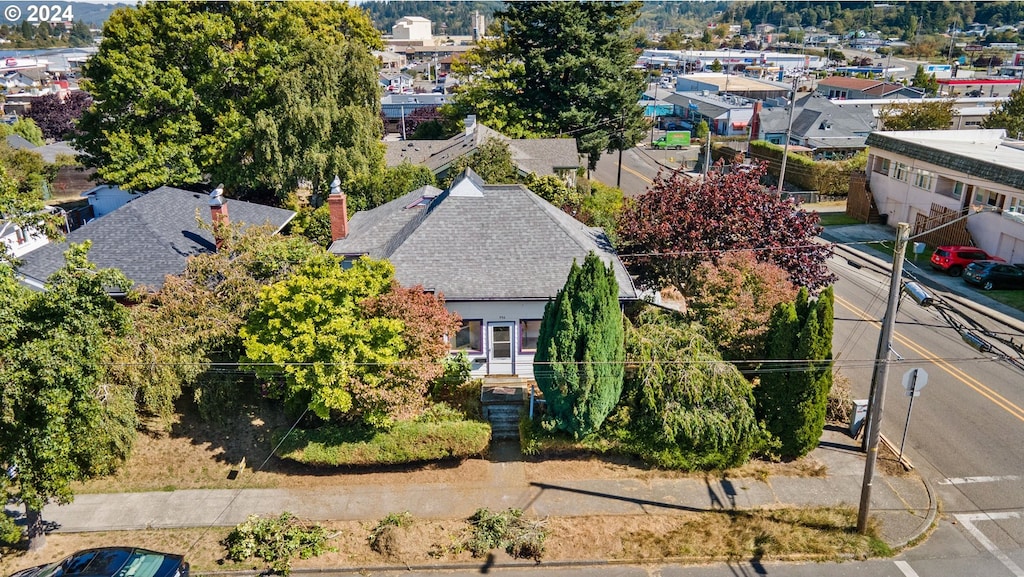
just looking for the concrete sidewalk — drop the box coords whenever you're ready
[22,429,934,550]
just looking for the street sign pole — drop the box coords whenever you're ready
[899,368,928,462]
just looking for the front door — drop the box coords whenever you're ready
[487,322,515,375]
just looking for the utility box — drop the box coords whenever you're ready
[850,399,869,438]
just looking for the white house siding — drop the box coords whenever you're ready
[446,300,548,379]
[867,152,962,224]
[866,146,1024,262]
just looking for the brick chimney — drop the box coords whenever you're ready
[747,100,762,143]
[209,184,228,250]
[327,175,348,242]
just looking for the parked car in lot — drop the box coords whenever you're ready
[963,260,1024,290]
[930,245,1004,276]
[8,548,189,577]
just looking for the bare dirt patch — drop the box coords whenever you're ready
[76,403,826,495]
[0,508,878,575]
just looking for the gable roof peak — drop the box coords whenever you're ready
[448,168,487,197]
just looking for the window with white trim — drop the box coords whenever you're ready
[1006,196,1024,223]
[952,181,966,200]
[893,162,909,181]
[913,169,934,190]
[874,158,891,175]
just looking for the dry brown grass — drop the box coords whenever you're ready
[0,508,880,575]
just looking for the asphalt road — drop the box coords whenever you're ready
[831,250,1024,576]
[591,143,698,198]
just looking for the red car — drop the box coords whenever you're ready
[930,245,1005,276]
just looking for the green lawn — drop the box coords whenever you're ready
[817,213,863,227]
[974,289,1024,310]
[866,241,933,264]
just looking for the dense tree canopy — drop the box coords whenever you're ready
[755,287,834,458]
[24,92,93,141]
[114,226,324,424]
[450,1,648,169]
[0,244,135,549]
[686,251,798,363]
[75,1,385,201]
[616,163,834,294]
[534,252,625,438]
[241,255,460,428]
[982,88,1024,138]
[878,99,954,131]
[621,308,770,470]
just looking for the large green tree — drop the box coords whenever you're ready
[0,244,136,550]
[450,1,648,169]
[982,88,1024,138]
[113,225,324,424]
[621,308,769,470]
[241,255,460,428]
[533,252,625,438]
[755,287,834,458]
[75,1,384,201]
[878,99,954,131]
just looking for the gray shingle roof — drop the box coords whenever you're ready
[760,93,873,149]
[385,124,580,178]
[328,169,636,301]
[18,186,295,291]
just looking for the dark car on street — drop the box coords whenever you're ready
[963,260,1024,291]
[8,548,188,577]
[930,245,1004,276]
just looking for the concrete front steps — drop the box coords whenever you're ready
[480,376,536,440]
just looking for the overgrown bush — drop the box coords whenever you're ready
[368,511,414,558]
[274,419,491,466]
[460,508,548,562]
[827,372,853,424]
[0,513,22,546]
[223,512,331,575]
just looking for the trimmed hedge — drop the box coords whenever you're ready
[749,140,866,196]
[274,419,492,466]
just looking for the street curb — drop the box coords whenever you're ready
[890,468,938,552]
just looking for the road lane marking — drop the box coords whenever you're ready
[894,560,921,577]
[621,163,653,185]
[954,512,1024,577]
[939,475,1023,485]
[835,295,1024,423]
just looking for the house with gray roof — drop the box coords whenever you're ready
[385,117,582,186]
[864,129,1024,262]
[17,186,295,293]
[327,168,636,377]
[757,93,874,158]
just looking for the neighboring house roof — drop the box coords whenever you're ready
[760,93,874,149]
[17,186,296,291]
[5,133,36,150]
[865,129,1024,190]
[31,140,78,163]
[385,122,580,177]
[328,169,636,301]
[817,76,908,97]
[665,91,734,119]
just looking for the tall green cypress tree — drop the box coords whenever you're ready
[755,286,835,458]
[755,301,799,446]
[533,252,625,438]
